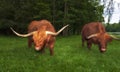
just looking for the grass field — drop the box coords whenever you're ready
[0,35,120,72]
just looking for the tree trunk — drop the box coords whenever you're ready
[52,0,56,25]
[63,0,69,36]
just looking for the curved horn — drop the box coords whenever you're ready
[10,27,35,37]
[109,34,120,40]
[46,24,69,36]
[87,33,98,39]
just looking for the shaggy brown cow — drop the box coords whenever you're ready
[81,22,118,52]
[11,20,68,55]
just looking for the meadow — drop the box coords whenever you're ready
[0,35,120,72]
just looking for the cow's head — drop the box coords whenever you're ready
[87,33,119,52]
[10,25,69,51]
[32,26,48,50]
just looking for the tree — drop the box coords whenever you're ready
[0,0,104,35]
[102,0,114,24]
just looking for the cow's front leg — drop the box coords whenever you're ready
[28,37,33,48]
[48,42,54,56]
[49,48,54,56]
[82,38,85,47]
[40,45,46,54]
[87,41,92,50]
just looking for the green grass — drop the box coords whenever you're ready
[0,35,120,72]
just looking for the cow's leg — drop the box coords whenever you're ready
[48,41,55,56]
[40,45,45,54]
[87,40,92,50]
[28,37,32,48]
[49,44,54,56]
[49,49,54,56]
[40,48,45,54]
[82,37,85,47]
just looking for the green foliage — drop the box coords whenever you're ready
[0,0,104,35]
[0,35,120,72]
[106,23,120,32]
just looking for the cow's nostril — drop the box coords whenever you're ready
[35,47,40,51]
[100,48,106,52]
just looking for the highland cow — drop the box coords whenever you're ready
[11,20,68,55]
[81,22,118,52]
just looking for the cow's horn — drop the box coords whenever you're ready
[109,34,120,40]
[10,27,35,37]
[46,24,69,36]
[87,33,98,39]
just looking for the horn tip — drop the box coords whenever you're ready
[10,27,13,30]
[66,24,69,27]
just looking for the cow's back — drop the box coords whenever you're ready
[28,20,55,33]
[81,22,106,38]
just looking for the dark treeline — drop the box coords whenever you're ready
[0,0,104,35]
[105,23,120,32]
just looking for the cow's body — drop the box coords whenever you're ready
[81,22,113,52]
[11,19,68,55]
[27,20,55,55]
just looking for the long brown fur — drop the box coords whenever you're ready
[28,20,55,55]
[81,22,113,52]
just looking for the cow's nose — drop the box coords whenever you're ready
[100,48,106,52]
[35,47,40,51]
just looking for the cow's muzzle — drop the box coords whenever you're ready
[100,48,106,52]
[35,47,41,51]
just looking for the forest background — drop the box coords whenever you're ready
[0,0,119,35]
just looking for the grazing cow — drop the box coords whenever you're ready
[11,20,69,55]
[81,22,118,52]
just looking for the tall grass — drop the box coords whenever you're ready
[0,35,120,72]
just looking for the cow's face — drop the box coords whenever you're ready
[97,33,112,52]
[87,33,113,52]
[32,30,47,51]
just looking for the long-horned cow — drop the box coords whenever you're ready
[81,22,118,52]
[11,20,69,55]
